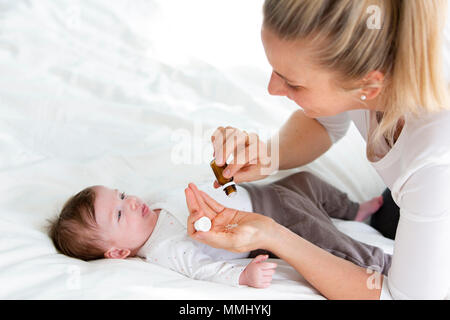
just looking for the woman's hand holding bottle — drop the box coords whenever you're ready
[211,126,277,187]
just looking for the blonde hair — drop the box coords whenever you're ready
[263,0,449,149]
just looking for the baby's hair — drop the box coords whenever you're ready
[47,186,106,261]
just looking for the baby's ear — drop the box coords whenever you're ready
[104,247,131,259]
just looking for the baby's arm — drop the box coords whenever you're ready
[146,237,276,287]
[185,252,277,288]
[188,253,278,288]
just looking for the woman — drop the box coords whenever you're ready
[185,0,450,299]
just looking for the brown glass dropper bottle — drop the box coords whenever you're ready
[210,159,237,197]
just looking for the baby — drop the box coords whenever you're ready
[48,171,391,288]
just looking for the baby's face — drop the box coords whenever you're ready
[93,186,158,256]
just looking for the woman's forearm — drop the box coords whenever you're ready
[265,222,382,300]
[269,110,332,170]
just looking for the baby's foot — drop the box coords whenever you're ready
[355,196,383,222]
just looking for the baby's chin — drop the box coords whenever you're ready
[144,207,161,233]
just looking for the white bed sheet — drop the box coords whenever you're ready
[0,0,447,299]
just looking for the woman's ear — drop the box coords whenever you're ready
[104,247,131,259]
[360,70,385,100]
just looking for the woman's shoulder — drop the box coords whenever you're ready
[399,109,450,173]
[397,163,450,220]
[408,107,450,128]
[392,110,450,218]
[404,108,450,149]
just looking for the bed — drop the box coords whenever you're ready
[0,0,448,299]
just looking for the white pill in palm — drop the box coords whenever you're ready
[194,216,212,232]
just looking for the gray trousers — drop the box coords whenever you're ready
[242,171,392,275]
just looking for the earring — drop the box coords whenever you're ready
[361,95,367,101]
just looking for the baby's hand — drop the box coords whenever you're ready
[239,254,277,288]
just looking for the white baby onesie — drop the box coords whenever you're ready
[137,184,254,287]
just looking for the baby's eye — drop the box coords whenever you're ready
[120,192,126,200]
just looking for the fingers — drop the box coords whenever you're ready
[261,262,278,270]
[223,130,248,168]
[185,184,223,237]
[252,255,277,272]
[256,268,277,289]
[229,165,256,184]
[185,188,203,236]
[189,182,226,216]
[185,187,201,218]
[198,189,225,214]
[188,183,217,220]
[224,145,258,179]
[244,255,278,289]
[260,262,277,285]
[262,269,277,276]
[186,182,241,251]
[213,180,220,189]
[211,127,250,167]
[251,255,277,271]
[252,254,269,264]
[211,126,230,167]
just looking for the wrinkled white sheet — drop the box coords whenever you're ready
[0,0,447,299]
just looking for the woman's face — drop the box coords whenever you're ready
[261,27,364,118]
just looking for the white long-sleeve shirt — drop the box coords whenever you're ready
[137,185,253,287]
[316,108,450,300]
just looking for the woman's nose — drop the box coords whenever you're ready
[268,72,288,96]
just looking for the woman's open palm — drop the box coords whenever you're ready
[184,183,272,253]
